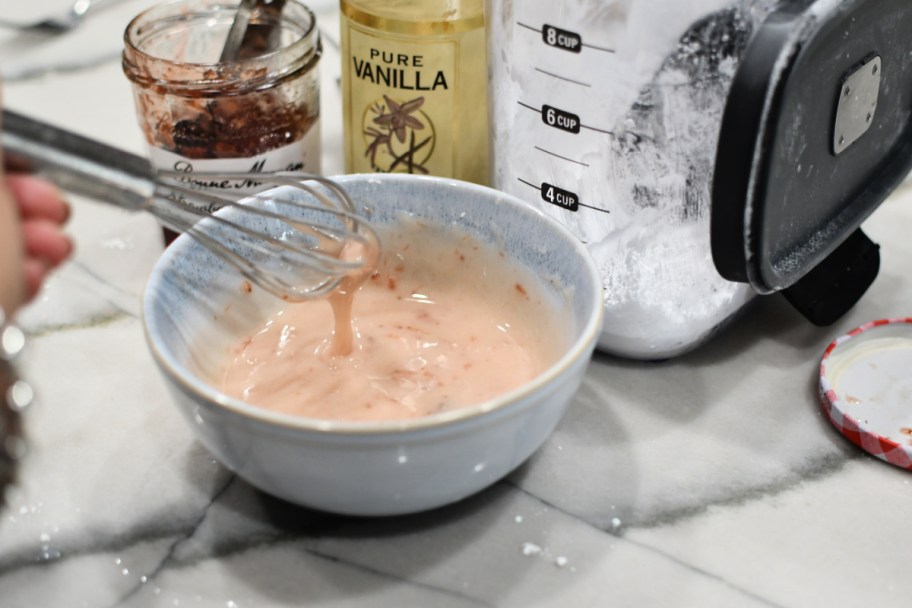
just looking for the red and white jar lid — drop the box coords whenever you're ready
[819,318,912,470]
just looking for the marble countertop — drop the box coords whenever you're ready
[2,1,912,606]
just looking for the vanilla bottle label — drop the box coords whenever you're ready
[343,25,456,177]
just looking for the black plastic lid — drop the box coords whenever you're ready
[712,0,912,325]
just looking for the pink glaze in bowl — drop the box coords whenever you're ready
[143,174,603,515]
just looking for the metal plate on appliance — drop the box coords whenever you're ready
[833,55,881,155]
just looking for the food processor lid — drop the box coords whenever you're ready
[711,0,912,326]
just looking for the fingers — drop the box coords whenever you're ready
[0,172,73,307]
[5,174,70,224]
[18,221,73,304]
[22,220,73,269]
[5,175,74,304]
[23,259,47,303]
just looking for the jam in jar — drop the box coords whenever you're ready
[123,0,322,244]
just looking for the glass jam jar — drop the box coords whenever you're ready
[122,0,322,244]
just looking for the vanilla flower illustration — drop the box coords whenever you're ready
[372,95,425,143]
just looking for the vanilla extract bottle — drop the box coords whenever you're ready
[340,0,489,185]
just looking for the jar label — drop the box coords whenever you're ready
[342,23,455,176]
[148,121,321,213]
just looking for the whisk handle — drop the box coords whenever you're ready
[1,110,155,210]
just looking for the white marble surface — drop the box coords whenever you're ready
[2,2,912,607]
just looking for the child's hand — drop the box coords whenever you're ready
[5,174,73,307]
[0,169,73,315]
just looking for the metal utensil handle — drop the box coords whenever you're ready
[220,0,257,62]
[1,109,155,211]
[77,0,130,19]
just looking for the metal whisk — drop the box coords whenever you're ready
[1,110,378,301]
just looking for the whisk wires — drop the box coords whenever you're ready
[149,172,379,301]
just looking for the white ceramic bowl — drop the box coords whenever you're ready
[143,174,603,516]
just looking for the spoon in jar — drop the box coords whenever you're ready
[220,0,287,62]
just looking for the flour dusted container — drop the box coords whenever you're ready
[487,0,912,358]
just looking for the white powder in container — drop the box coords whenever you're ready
[487,0,790,358]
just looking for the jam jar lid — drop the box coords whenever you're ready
[819,317,912,470]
